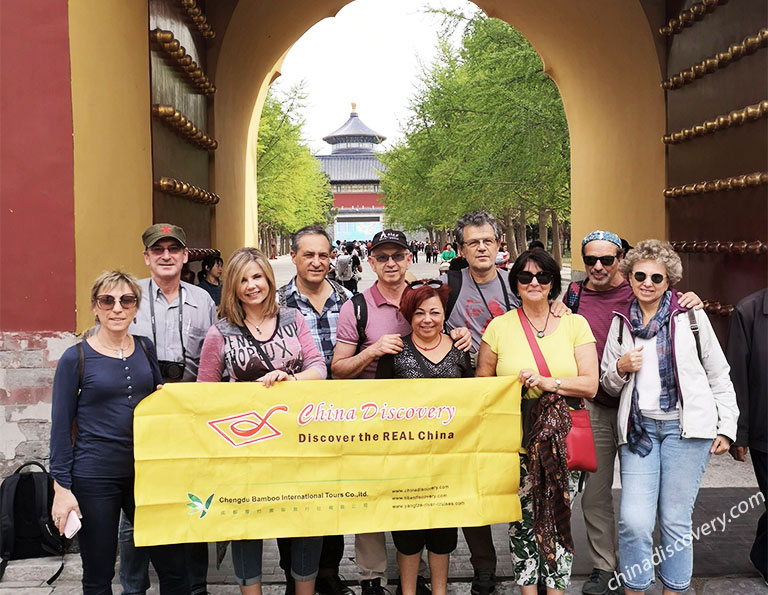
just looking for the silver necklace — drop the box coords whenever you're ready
[245,315,268,335]
[96,334,130,359]
[522,307,550,338]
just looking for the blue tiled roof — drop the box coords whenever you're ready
[322,110,386,144]
[317,154,386,182]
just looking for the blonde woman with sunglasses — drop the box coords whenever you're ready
[600,240,738,595]
[50,271,188,593]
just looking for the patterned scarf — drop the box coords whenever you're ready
[627,291,676,456]
[528,392,574,568]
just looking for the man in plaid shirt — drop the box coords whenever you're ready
[277,224,353,595]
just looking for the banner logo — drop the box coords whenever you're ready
[208,405,289,447]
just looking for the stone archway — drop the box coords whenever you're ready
[210,0,667,261]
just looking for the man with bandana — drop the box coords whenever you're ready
[563,231,702,595]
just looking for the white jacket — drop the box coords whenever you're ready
[601,307,739,444]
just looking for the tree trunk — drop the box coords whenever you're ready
[551,210,562,267]
[538,209,549,249]
[427,227,434,243]
[504,209,518,260]
[515,205,527,254]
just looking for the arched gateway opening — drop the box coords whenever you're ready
[213,0,666,263]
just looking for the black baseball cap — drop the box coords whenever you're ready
[370,229,408,251]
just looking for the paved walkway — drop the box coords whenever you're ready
[2,254,763,593]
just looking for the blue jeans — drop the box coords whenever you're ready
[232,537,322,586]
[71,476,188,595]
[618,418,711,592]
[119,513,209,594]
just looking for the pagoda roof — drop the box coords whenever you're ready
[317,154,386,182]
[322,104,386,144]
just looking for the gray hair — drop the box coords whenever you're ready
[454,210,502,245]
[619,239,683,285]
[291,224,331,253]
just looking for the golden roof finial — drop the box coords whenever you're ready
[351,102,357,112]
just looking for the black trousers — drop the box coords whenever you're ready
[751,448,767,579]
[278,535,345,578]
[72,475,188,595]
[462,525,497,572]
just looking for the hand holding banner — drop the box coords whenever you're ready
[133,376,522,546]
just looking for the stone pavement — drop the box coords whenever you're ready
[2,254,764,593]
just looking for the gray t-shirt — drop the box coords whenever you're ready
[441,268,520,352]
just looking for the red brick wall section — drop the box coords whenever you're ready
[0,332,76,478]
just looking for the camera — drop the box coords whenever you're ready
[159,360,186,382]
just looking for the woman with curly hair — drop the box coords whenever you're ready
[600,240,738,594]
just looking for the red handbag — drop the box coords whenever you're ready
[517,309,598,472]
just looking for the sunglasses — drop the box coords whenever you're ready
[408,279,443,289]
[517,271,553,285]
[96,294,139,309]
[148,244,184,256]
[583,255,616,266]
[633,271,666,284]
[373,252,407,263]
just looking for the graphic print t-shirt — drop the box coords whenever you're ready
[197,307,327,382]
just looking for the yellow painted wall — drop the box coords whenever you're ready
[69,0,153,331]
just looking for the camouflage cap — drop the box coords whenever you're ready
[142,223,187,248]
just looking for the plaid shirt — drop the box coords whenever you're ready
[278,277,352,373]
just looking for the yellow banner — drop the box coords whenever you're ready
[133,377,521,546]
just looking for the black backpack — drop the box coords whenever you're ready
[0,461,65,583]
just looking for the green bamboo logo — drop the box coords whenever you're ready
[187,493,214,518]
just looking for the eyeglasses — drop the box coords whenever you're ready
[148,244,184,256]
[583,255,616,266]
[463,238,497,249]
[408,279,443,289]
[633,271,665,284]
[517,271,554,285]
[96,294,139,309]
[373,252,407,263]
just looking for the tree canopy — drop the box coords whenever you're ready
[257,84,333,240]
[380,11,570,257]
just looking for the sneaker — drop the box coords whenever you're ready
[360,578,387,595]
[582,568,614,595]
[316,575,354,595]
[415,576,431,595]
[470,569,496,595]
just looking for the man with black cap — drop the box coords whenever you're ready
[332,229,471,595]
[119,223,217,594]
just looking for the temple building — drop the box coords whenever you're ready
[317,104,386,242]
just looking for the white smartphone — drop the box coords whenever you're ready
[63,510,82,539]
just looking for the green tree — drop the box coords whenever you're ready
[381,11,570,261]
[257,84,333,253]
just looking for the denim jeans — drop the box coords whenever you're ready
[119,513,209,594]
[71,476,188,595]
[618,417,711,592]
[232,537,322,586]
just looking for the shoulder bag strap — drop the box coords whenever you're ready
[687,309,703,365]
[444,270,463,319]
[517,309,582,409]
[517,308,551,376]
[351,293,368,353]
[238,324,277,371]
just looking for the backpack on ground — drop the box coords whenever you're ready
[0,461,65,583]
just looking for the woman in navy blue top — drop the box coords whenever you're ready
[49,271,188,594]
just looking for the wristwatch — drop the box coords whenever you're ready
[554,378,562,393]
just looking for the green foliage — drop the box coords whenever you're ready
[381,11,570,233]
[257,84,333,235]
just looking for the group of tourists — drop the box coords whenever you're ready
[47,211,763,595]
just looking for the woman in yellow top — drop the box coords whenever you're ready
[477,248,598,595]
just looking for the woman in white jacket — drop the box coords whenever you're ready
[600,240,738,595]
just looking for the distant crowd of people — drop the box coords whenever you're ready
[48,212,765,595]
